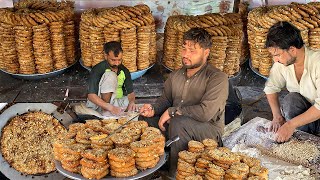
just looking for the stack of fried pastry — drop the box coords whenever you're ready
[108,148,138,178]
[121,126,142,141]
[64,21,76,65]
[176,139,269,179]
[50,21,68,70]
[131,140,159,170]
[59,143,89,173]
[53,118,165,179]
[140,127,165,156]
[90,26,105,67]
[80,4,156,71]
[205,163,225,179]
[163,16,178,70]
[224,26,243,76]
[110,133,133,148]
[202,138,218,150]
[0,23,18,72]
[0,0,75,74]
[76,128,99,145]
[163,13,244,76]
[208,36,228,72]
[32,24,54,73]
[149,25,157,64]
[137,25,151,70]
[309,27,320,49]
[177,150,199,179]
[224,162,250,179]
[79,18,92,67]
[90,134,114,151]
[80,149,109,179]
[104,27,120,43]
[176,160,197,180]
[121,27,137,72]
[14,26,36,74]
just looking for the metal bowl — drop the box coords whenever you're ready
[56,153,168,180]
[0,61,77,80]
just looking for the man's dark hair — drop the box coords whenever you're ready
[183,28,212,49]
[265,21,304,50]
[103,41,123,57]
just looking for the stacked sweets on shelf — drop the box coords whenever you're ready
[79,4,157,72]
[248,2,320,76]
[162,12,246,77]
[0,0,76,74]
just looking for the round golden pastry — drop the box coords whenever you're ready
[61,159,80,168]
[62,164,80,173]
[61,143,89,155]
[81,149,108,162]
[108,147,135,162]
[109,158,135,168]
[177,160,196,173]
[205,172,223,180]
[110,167,138,178]
[207,163,225,176]
[195,166,207,173]
[225,168,247,179]
[81,165,109,179]
[185,175,203,180]
[80,158,107,168]
[249,165,268,177]
[242,156,261,167]
[110,164,136,173]
[202,138,218,148]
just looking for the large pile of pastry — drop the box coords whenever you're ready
[163,13,245,77]
[176,139,269,180]
[248,2,320,76]
[53,119,165,179]
[0,0,76,74]
[80,4,157,72]
[0,111,66,175]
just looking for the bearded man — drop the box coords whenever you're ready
[264,21,320,143]
[139,27,229,177]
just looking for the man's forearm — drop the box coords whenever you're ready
[87,93,112,111]
[127,92,135,103]
[289,106,320,129]
[266,93,282,117]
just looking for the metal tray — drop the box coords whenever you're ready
[0,103,74,180]
[0,60,77,80]
[249,59,268,80]
[56,153,168,180]
[79,58,155,80]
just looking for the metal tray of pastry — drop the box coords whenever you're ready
[0,103,74,180]
[79,58,155,80]
[55,153,168,180]
[249,59,268,80]
[0,60,77,80]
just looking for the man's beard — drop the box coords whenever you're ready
[110,65,119,68]
[182,58,203,69]
[286,55,296,66]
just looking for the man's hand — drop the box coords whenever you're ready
[127,102,137,112]
[139,104,154,117]
[268,115,286,133]
[109,105,122,115]
[274,121,295,143]
[158,109,170,131]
